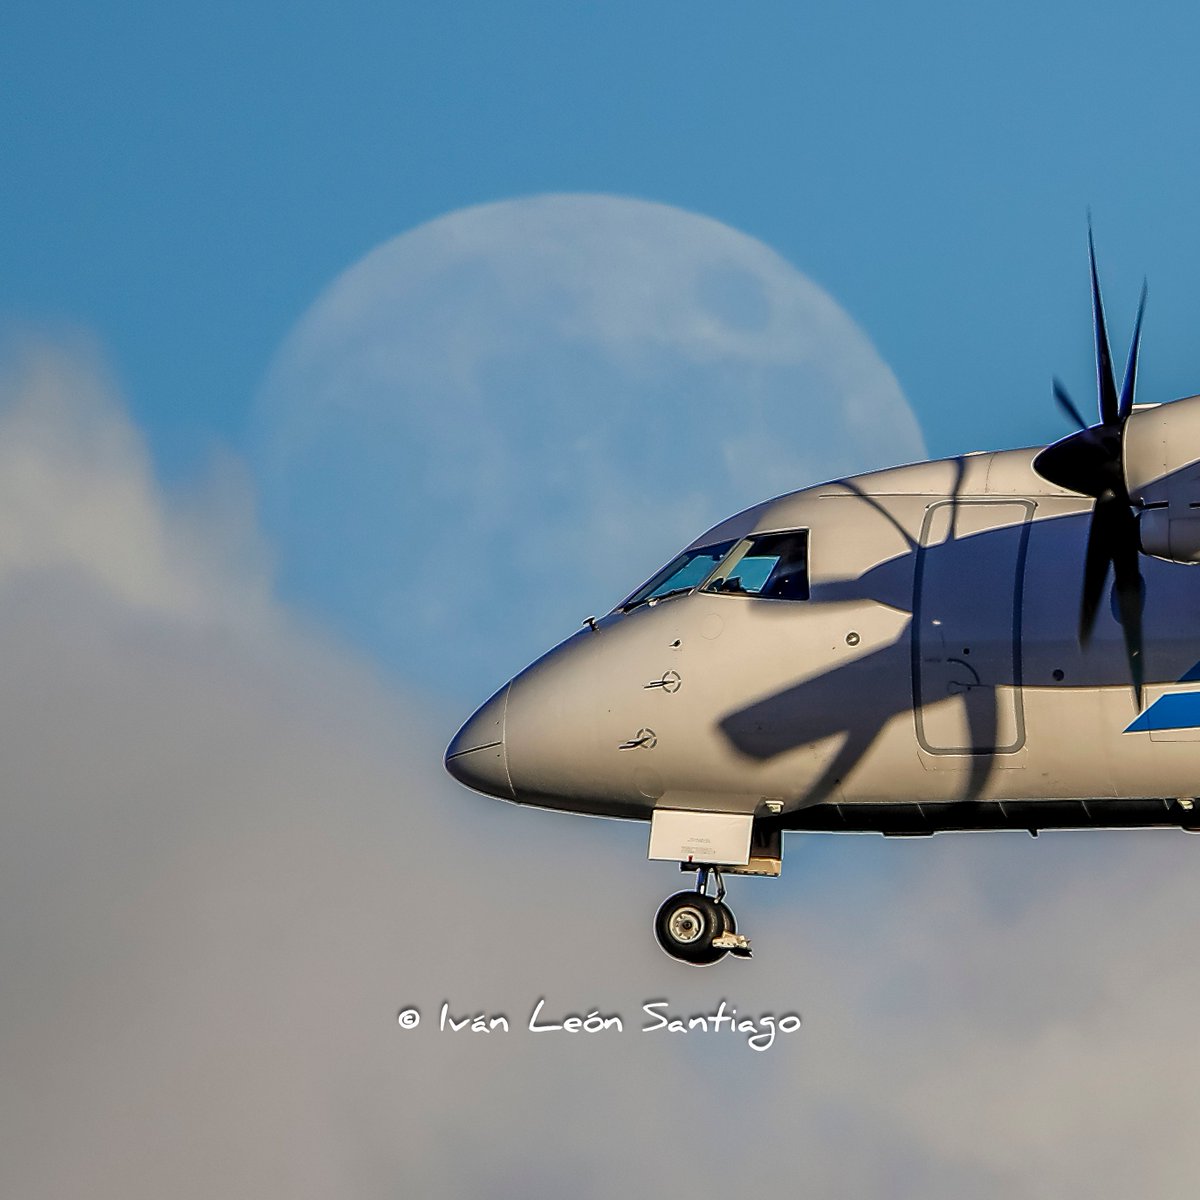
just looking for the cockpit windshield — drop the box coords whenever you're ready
[702,531,810,600]
[619,540,736,611]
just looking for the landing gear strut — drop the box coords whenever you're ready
[653,866,752,965]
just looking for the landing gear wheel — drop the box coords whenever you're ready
[654,891,728,965]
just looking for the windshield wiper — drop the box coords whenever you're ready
[622,587,692,613]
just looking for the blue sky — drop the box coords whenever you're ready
[7,1,1200,481]
[8,6,1200,1197]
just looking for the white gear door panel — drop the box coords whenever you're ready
[648,809,753,865]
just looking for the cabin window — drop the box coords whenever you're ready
[702,531,809,600]
[619,540,737,611]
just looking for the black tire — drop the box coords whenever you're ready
[715,900,736,936]
[654,891,728,965]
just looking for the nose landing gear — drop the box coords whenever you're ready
[653,866,752,965]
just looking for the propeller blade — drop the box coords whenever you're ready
[1047,227,1148,704]
[1117,280,1148,421]
[1078,492,1145,704]
[1089,225,1120,426]
[1079,493,1116,647]
[1110,501,1145,707]
[1053,378,1090,431]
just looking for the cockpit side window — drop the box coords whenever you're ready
[619,540,737,611]
[702,531,809,601]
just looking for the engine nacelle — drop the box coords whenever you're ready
[1124,395,1200,563]
[1137,509,1200,563]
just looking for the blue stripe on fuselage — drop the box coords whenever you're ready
[1124,659,1200,732]
[1126,691,1200,733]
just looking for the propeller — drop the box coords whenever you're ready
[1032,227,1147,705]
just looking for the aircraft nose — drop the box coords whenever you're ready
[444,683,514,800]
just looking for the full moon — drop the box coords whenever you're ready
[253,194,925,698]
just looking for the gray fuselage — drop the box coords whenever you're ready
[447,445,1200,835]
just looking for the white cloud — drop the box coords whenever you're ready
[0,338,271,625]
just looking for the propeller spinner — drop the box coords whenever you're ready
[1032,229,1147,704]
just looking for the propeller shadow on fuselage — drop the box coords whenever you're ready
[714,489,1200,806]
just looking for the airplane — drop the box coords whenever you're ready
[445,230,1200,965]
